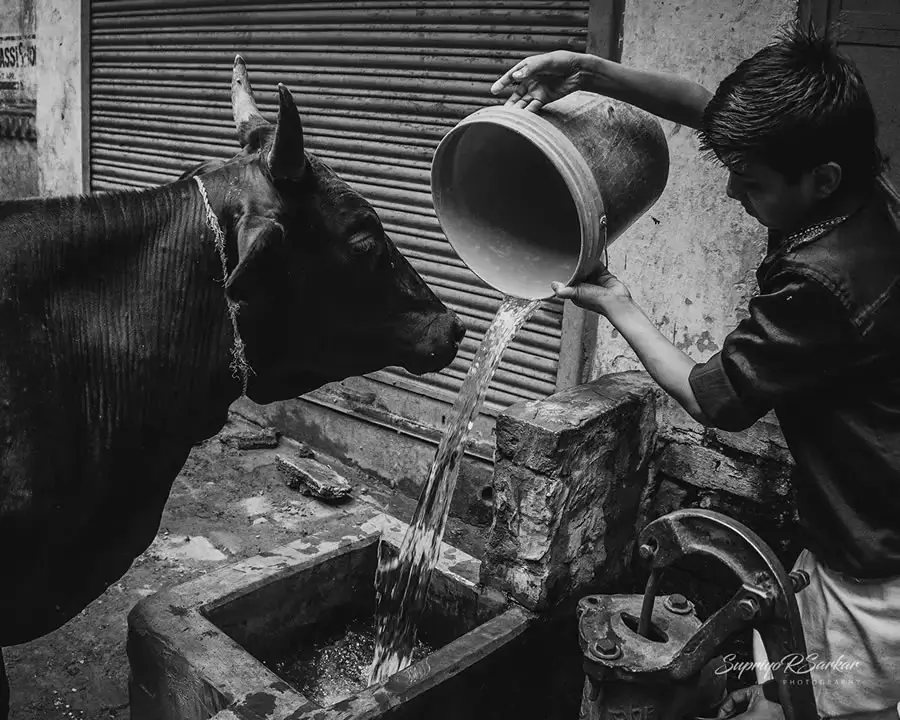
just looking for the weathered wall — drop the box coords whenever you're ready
[580,0,802,530]
[590,1,797,424]
[1,0,83,199]
[35,0,84,196]
[0,0,37,199]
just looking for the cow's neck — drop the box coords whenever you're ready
[5,180,241,449]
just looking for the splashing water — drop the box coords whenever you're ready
[263,618,434,707]
[368,295,542,684]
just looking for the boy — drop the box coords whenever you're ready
[491,23,900,720]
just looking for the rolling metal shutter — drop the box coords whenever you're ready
[89,1,589,415]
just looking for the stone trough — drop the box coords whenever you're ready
[127,508,535,720]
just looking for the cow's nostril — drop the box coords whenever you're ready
[452,318,466,344]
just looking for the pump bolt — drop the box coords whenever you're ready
[591,638,622,660]
[664,593,693,614]
[737,597,759,620]
[639,543,656,560]
[789,570,810,593]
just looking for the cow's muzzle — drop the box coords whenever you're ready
[404,312,466,375]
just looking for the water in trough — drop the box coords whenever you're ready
[265,617,434,707]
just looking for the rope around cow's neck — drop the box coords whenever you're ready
[194,175,252,396]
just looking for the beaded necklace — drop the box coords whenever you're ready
[785,214,850,246]
[777,213,851,257]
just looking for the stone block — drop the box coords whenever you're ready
[219,426,280,450]
[655,438,791,502]
[481,371,660,611]
[657,393,790,462]
[218,413,280,450]
[276,454,352,500]
[637,473,801,581]
[652,392,794,508]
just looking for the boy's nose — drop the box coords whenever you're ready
[726,174,740,200]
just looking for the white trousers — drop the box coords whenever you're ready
[752,549,900,717]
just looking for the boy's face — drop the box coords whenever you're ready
[725,160,821,233]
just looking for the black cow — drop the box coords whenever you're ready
[0,57,464,714]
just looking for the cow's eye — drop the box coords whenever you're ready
[348,232,378,255]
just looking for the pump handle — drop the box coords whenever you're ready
[637,509,818,720]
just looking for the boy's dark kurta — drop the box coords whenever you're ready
[689,186,900,580]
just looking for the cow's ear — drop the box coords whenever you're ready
[224,215,285,305]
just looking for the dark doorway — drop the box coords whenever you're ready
[807,1,900,186]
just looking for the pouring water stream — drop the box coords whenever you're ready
[369,295,542,683]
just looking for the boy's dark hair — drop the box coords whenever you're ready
[698,22,885,191]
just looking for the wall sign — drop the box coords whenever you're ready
[0,33,35,140]
[0,33,36,101]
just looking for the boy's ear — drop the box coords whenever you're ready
[812,162,842,199]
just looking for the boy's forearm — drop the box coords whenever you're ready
[579,54,713,130]
[602,298,709,423]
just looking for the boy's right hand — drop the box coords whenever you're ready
[550,266,633,316]
[490,50,589,112]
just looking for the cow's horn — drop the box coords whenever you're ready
[267,84,306,180]
[231,55,267,146]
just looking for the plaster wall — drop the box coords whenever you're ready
[34,0,84,196]
[0,139,38,198]
[591,0,798,436]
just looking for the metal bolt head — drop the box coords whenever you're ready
[639,543,656,560]
[664,593,693,614]
[669,593,688,610]
[591,637,622,660]
[737,597,759,620]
